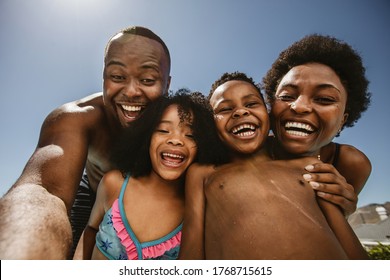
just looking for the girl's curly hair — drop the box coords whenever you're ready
[111,88,229,177]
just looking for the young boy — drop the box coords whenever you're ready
[178,72,367,259]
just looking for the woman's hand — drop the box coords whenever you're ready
[303,162,358,217]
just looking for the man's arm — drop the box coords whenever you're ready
[0,183,72,259]
[0,105,92,259]
[178,164,209,260]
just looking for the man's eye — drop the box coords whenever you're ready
[141,78,155,85]
[111,75,125,82]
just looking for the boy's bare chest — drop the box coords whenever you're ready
[205,162,316,207]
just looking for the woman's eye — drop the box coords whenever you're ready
[277,94,295,102]
[315,97,336,104]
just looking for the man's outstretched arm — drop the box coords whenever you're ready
[0,107,91,259]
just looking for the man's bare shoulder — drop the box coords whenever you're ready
[56,92,104,114]
[44,92,105,128]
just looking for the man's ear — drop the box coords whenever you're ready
[164,75,171,96]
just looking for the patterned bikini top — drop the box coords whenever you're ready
[95,174,182,260]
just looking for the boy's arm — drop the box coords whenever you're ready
[305,145,371,216]
[178,164,209,260]
[0,107,91,259]
[317,198,369,259]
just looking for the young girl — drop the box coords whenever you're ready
[74,90,226,260]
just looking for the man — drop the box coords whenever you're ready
[0,26,171,259]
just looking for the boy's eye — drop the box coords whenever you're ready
[156,129,169,133]
[246,101,261,108]
[216,107,232,113]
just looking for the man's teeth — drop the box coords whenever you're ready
[285,122,314,132]
[122,105,142,112]
[232,124,256,134]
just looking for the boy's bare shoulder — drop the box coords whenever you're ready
[187,163,216,177]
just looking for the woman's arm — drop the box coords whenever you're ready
[305,144,371,216]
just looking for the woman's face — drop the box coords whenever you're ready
[270,63,348,156]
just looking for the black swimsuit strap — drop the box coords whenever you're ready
[332,143,341,167]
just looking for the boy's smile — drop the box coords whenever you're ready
[210,80,269,156]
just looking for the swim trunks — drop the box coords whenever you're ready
[95,174,182,260]
[69,171,96,258]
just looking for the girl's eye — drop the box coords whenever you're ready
[185,133,194,139]
[156,129,169,133]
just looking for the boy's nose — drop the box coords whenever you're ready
[233,108,249,118]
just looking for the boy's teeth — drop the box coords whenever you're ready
[232,124,256,134]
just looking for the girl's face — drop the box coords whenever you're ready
[149,104,197,181]
[270,63,348,156]
[210,80,269,156]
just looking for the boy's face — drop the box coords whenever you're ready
[270,63,348,156]
[209,80,269,155]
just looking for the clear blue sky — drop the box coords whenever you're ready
[0,0,389,207]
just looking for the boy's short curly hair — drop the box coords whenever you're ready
[262,34,371,129]
[208,71,264,101]
[111,88,229,177]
